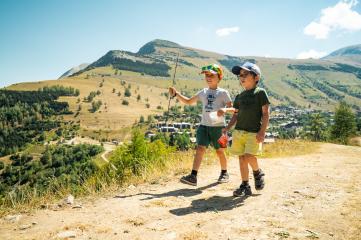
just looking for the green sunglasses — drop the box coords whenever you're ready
[201,65,219,72]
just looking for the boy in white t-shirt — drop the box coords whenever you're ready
[169,64,232,186]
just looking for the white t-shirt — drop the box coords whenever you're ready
[196,88,232,127]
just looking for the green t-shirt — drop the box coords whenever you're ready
[233,87,270,133]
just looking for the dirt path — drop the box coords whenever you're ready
[100,142,117,170]
[1,143,360,240]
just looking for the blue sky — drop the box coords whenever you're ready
[1,0,361,87]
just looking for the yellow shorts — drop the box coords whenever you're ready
[230,130,262,156]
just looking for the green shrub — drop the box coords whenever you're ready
[124,88,131,97]
[330,101,357,144]
[110,129,173,177]
[171,133,191,151]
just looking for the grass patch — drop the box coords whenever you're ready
[261,139,321,158]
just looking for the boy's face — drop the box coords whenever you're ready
[239,69,258,90]
[204,72,220,88]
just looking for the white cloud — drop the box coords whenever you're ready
[215,26,239,37]
[304,0,361,39]
[296,49,328,59]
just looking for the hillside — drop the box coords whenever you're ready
[62,39,361,111]
[7,39,361,135]
[1,143,360,239]
[323,44,361,67]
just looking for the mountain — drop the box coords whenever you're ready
[323,44,361,67]
[8,39,361,133]
[66,39,361,111]
[59,63,89,79]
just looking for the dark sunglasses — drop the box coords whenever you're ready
[238,71,250,78]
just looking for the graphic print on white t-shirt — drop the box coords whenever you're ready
[196,88,232,127]
[205,93,216,112]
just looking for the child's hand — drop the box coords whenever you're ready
[217,108,226,116]
[169,87,177,97]
[256,130,265,143]
[222,127,228,134]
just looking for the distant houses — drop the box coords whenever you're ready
[145,104,334,143]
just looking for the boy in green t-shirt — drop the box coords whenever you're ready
[221,62,270,196]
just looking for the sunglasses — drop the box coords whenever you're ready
[202,65,219,73]
[238,71,250,78]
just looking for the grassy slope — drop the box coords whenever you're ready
[6,43,361,133]
[7,67,177,139]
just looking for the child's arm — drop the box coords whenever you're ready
[256,104,270,143]
[223,110,238,133]
[217,92,233,116]
[217,103,235,116]
[169,87,198,105]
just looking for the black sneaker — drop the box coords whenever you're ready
[180,174,197,186]
[217,172,229,183]
[233,184,252,197]
[254,169,265,190]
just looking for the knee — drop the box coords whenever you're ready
[239,155,248,164]
[196,145,206,153]
[244,153,255,160]
[216,148,224,155]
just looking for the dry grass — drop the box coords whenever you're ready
[0,149,195,217]
[181,230,208,240]
[125,217,146,227]
[261,139,321,158]
[7,71,171,133]
[348,137,361,147]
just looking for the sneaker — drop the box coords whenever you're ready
[233,184,252,197]
[217,172,230,183]
[254,169,265,190]
[180,174,197,186]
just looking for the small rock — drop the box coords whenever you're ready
[72,204,83,209]
[4,214,22,223]
[165,231,177,240]
[19,224,31,230]
[306,229,319,238]
[128,185,136,190]
[48,204,59,210]
[288,209,297,214]
[32,222,38,225]
[57,230,77,238]
[65,194,75,205]
[124,230,129,233]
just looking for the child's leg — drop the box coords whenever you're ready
[192,145,206,171]
[215,148,227,170]
[244,153,259,172]
[239,155,249,181]
[180,145,206,186]
[216,148,229,183]
[244,154,265,190]
[233,154,252,196]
